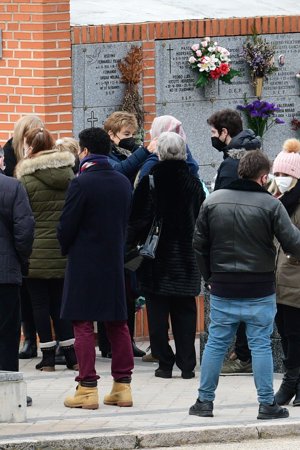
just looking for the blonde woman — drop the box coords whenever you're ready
[15,127,77,371]
[3,115,44,177]
[55,137,80,174]
[3,115,44,360]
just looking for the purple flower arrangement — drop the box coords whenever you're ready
[242,30,277,81]
[237,98,285,137]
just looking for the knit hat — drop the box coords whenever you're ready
[272,138,300,179]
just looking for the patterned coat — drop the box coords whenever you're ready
[127,160,206,297]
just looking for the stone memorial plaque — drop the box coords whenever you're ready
[156,34,300,186]
[72,42,141,138]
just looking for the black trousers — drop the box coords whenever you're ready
[275,303,300,369]
[0,284,20,371]
[146,294,197,373]
[234,322,251,362]
[25,278,74,344]
[20,282,37,342]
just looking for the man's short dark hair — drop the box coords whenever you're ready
[78,127,111,155]
[207,109,243,137]
[238,150,271,180]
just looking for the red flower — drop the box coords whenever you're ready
[210,67,222,79]
[219,63,230,75]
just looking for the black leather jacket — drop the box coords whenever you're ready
[193,179,300,282]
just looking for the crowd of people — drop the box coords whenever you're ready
[1,108,300,421]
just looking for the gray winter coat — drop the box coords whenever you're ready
[0,173,35,285]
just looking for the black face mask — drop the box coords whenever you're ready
[119,137,137,152]
[211,136,227,152]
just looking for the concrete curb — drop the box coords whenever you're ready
[1,421,300,449]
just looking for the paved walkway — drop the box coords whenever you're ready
[1,340,300,449]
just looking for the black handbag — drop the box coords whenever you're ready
[139,216,162,259]
[139,175,162,259]
[124,174,162,270]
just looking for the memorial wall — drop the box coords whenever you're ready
[72,32,300,186]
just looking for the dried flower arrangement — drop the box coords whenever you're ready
[242,28,277,96]
[118,46,144,130]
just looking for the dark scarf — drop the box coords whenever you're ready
[79,154,108,173]
[279,179,300,216]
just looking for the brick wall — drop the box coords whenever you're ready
[0,0,72,144]
[71,16,300,141]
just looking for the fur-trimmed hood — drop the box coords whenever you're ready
[225,129,262,160]
[15,150,75,189]
[227,148,248,160]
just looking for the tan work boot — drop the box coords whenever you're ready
[64,383,99,409]
[104,381,133,407]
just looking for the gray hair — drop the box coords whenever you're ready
[156,132,187,161]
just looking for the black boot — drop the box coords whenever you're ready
[132,341,146,357]
[257,402,289,419]
[293,377,300,406]
[55,343,66,365]
[61,345,79,370]
[189,399,214,417]
[19,339,37,359]
[275,367,300,405]
[35,345,56,371]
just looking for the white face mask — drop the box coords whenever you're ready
[275,176,294,194]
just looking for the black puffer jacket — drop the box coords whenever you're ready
[214,129,261,190]
[127,160,206,296]
[193,179,300,282]
[0,173,35,285]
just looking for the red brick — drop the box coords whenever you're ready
[255,17,262,33]
[283,16,291,32]
[233,18,241,35]
[103,25,111,42]
[269,17,276,33]
[211,19,219,37]
[276,16,284,33]
[72,27,81,44]
[133,24,141,41]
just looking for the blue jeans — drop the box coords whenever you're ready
[199,294,276,405]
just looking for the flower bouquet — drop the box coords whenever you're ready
[237,97,284,138]
[242,29,277,96]
[188,37,240,88]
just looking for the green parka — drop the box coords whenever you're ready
[15,149,75,278]
[276,200,300,309]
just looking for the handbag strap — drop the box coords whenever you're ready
[148,174,162,224]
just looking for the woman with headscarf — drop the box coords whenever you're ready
[127,131,206,379]
[137,115,202,183]
[268,138,300,406]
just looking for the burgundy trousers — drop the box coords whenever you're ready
[73,320,134,382]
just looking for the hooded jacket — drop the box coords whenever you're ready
[214,129,261,191]
[15,150,75,278]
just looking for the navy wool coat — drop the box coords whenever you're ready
[57,161,132,321]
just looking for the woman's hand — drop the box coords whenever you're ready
[147,138,158,154]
